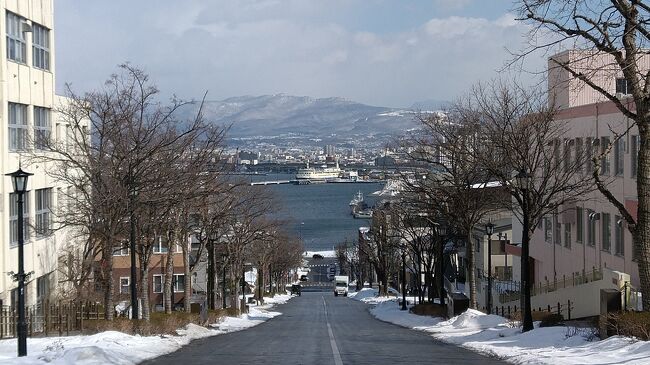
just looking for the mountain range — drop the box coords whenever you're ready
[185,94,444,137]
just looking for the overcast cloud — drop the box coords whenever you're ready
[54,0,543,108]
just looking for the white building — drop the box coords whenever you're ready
[0,0,79,307]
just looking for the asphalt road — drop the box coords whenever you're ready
[144,292,507,365]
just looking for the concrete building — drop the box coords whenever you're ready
[0,0,81,307]
[511,50,646,291]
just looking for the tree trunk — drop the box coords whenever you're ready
[466,231,477,309]
[102,248,115,321]
[163,237,174,314]
[636,122,650,311]
[182,233,191,313]
[139,255,150,321]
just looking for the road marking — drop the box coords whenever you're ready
[322,296,343,365]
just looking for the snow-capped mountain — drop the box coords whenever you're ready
[187,94,424,137]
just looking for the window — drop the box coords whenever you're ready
[616,78,631,95]
[631,135,639,178]
[575,138,584,173]
[544,217,552,243]
[554,139,561,169]
[34,107,51,150]
[564,139,574,172]
[153,238,169,254]
[601,137,611,175]
[9,192,30,246]
[8,102,28,151]
[586,137,595,174]
[32,23,50,70]
[614,137,624,176]
[615,216,624,256]
[587,211,596,247]
[564,223,572,248]
[36,273,50,301]
[602,213,611,252]
[173,274,185,293]
[35,188,52,237]
[153,275,163,293]
[554,214,561,245]
[576,207,584,244]
[113,243,129,256]
[6,11,26,63]
[120,277,130,294]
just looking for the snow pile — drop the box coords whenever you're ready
[0,294,292,365]
[360,298,650,364]
[303,250,336,258]
[349,288,399,305]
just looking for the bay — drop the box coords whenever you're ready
[247,174,383,251]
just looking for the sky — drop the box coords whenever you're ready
[54,0,544,108]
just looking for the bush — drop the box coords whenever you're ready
[409,303,446,318]
[82,310,225,336]
[605,311,650,340]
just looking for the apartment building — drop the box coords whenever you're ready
[515,50,647,288]
[0,0,79,307]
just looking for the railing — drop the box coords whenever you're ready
[497,267,603,304]
[0,301,105,339]
[494,300,573,320]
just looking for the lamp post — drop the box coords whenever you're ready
[435,223,446,306]
[6,168,33,357]
[401,249,407,310]
[515,169,534,332]
[206,234,215,310]
[485,221,495,314]
[221,253,228,309]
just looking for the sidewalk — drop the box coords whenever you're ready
[350,288,650,365]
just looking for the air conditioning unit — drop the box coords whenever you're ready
[20,21,32,33]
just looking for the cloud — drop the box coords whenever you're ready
[54,1,541,108]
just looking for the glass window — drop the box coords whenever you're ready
[35,188,52,236]
[587,210,596,247]
[173,274,185,293]
[120,277,130,294]
[586,137,595,174]
[544,217,552,243]
[614,137,624,176]
[32,23,50,70]
[8,103,28,151]
[601,137,611,175]
[576,207,584,244]
[153,275,163,293]
[615,216,624,256]
[36,273,50,300]
[575,138,584,173]
[6,11,26,63]
[631,135,639,178]
[9,192,30,246]
[616,78,631,95]
[564,223,572,248]
[34,107,51,150]
[113,243,129,256]
[554,214,561,245]
[153,237,169,254]
[602,213,611,252]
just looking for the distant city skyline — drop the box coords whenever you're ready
[55,0,543,108]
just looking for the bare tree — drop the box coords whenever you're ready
[466,80,593,331]
[514,0,650,311]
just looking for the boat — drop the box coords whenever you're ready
[349,191,364,206]
[295,160,342,180]
[353,209,373,219]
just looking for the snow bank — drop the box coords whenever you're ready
[0,294,292,365]
[303,250,336,258]
[358,297,650,364]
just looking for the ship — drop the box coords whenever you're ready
[349,191,364,206]
[295,160,342,180]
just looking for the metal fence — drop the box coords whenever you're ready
[0,301,105,339]
[497,267,603,303]
[495,300,574,320]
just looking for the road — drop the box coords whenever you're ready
[145,292,507,365]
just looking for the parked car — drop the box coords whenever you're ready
[291,284,302,296]
[312,254,324,259]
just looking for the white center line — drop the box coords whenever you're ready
[323,296,344,365]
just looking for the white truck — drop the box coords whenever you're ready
[333,275,349,297]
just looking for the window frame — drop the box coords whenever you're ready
[8,102,28,151]
[120,277,130,294]
[34,106,51,150]
[602,213,611,252]
[6,11,27,63]
[32,22,50,70]
[576,207,584,244]
[35,188,52,237]
[600,136,611,175]
[614,137,624,176]
[9,192,30,247]
[153,274,163,293]
[615,216,624,256]
[173,274,185,293]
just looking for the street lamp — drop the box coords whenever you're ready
[514,169,534,332]
[221,253,228,309]
[485,221,495,314]
[6,167,33,357]
[401,248,407,311]
[434,223,446,306]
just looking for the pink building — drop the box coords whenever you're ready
[524,50,646,288]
